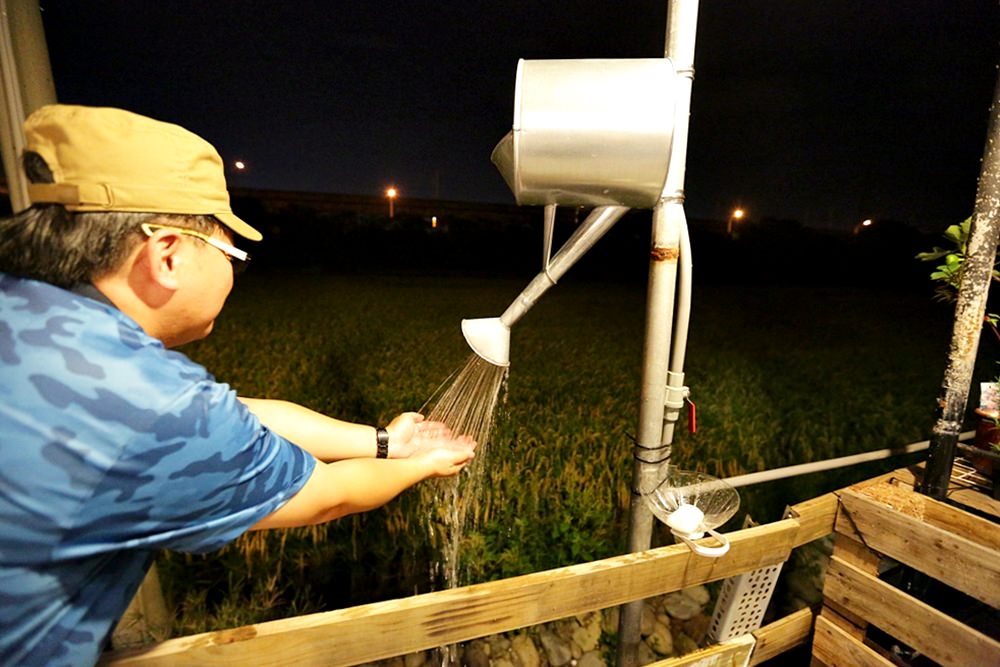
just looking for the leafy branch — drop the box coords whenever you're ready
[916,217,1000,344]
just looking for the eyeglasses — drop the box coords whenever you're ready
[140,223,250,272]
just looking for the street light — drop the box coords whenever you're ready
[727,207,745,235]
[386,187,398,219]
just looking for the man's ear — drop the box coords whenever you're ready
[140,228,186,291]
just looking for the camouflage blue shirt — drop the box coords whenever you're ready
[0,274,315,666]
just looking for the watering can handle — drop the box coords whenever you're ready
[673,528,730,557]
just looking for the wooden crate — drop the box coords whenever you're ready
[811,466,1000,667]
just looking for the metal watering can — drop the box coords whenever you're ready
[463,58,678,366]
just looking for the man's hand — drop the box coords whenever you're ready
[252,432,477,530]
[385,412,424,456]
[411,435,477,476]
[387,412,476,460]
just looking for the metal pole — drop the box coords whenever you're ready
[617,2,699,666]
[0,0,56,212]
[921,61,1000,499]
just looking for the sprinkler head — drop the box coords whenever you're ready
[461,317,510,367]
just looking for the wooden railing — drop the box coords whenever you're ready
[102,493,837,666]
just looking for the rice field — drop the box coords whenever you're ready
[160,269,983,633]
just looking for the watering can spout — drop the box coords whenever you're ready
[462,317,510,367]
[461,205,629,367]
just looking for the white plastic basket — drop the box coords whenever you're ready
[706,562,784,643]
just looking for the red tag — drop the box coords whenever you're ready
[687,398,697,433]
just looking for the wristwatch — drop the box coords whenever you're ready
[376,427,390,459]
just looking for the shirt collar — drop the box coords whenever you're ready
[69,283,117,309]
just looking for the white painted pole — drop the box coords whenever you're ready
[617,2,699,666]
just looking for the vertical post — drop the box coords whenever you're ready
[921,63,1000,499]
[0,0,56,212]
[616,2,699,666]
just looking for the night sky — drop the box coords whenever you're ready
[38,1,999,230]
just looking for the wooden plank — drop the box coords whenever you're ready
[824,556,1000,667]
[785,492,838,546]
[102,519,801,666]
[816,600,867,642]
[838,489,1000,608]
[851,478,1000,551]
[748,606,813,665]
[830,532,879,576]
[895,464,1000,520]
[947,485,1000,519]
[645,633,754,667]
[811,614,893,667]
[831,498,882,575]
[827,504,880,636]
[921,491,1000,551]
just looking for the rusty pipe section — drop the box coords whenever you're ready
[462,205,629,366]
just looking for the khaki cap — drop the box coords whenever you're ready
[23,104,262,241]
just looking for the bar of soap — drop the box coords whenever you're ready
[666,503,704,535]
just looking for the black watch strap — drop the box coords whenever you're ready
[376,427,390,458]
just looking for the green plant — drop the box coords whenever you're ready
[916,217,1000,344]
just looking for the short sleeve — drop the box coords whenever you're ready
[58,382,316,557]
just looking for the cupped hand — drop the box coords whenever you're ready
[387,413,478,459]
[386,412,424,457]
[413,435,477,477]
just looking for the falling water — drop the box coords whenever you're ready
[420,353,509,591]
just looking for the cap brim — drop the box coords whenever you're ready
[214,210,262,242]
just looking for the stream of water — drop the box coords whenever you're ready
[420,352,509,593]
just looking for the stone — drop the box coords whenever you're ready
[673,633,700,657]
[602,607,619,635]
[637,641,659,666]
[538,629,575,667]
[462,640,490,667]
[572,612,603,653]
[640,603,657,636]
[681,613,711,643]
[403,651,427,667]
[576,650,607,667]
[493,660,516,667]
[647,620,674,656]
[682,585,711,607]
[489,635,512,660]
[554,618,578,642]
[662,591,702,620]
[511,633,540,667]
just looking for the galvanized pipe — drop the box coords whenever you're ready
[662,216,694,445]
[500,205,628,327]
[921,63,1000,499]
[462,205,629,367]
[617,1,699,666]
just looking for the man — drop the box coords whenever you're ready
[0,104,476,666]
